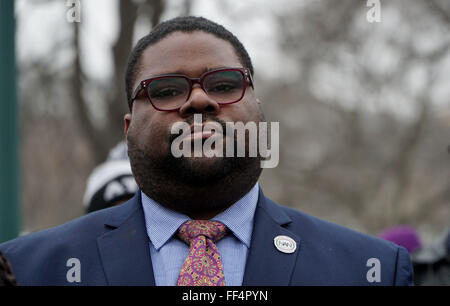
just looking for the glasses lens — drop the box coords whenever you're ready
[147,77,190,110]
[204,70,245,103]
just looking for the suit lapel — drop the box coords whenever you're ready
[95,188,301,286]
[242,189,301,285]
[97,192,155,285]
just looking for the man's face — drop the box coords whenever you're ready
[124,31,264,216]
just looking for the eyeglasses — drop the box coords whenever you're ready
[129,67,254,111]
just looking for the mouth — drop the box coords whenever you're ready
[185,121,224,142]
[189,130,216,141]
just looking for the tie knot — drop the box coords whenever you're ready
[177,220,228,245]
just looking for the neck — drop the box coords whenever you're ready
[146,174,259,220]
[141,162,261,219]
[129,143,263,219]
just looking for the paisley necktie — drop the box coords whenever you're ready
[177,220,228,286]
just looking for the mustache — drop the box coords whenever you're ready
[168,114,228,144]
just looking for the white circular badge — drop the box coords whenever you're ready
[274,235,297,254]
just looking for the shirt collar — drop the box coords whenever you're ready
[141,183,259,251]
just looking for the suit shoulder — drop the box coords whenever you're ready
[263,199,413,285]
[0,205,117,255]
[269,199,401,255]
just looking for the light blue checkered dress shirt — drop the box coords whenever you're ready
[141,183,259,286]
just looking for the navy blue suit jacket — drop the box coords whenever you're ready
[0,188,413,285]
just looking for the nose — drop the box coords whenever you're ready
[178,84,220,117]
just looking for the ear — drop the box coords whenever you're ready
[256,98,262,105]
[124,113,132,143]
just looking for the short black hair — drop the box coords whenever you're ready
[125,16,254,109]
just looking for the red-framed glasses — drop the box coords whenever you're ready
[129,67,254,111]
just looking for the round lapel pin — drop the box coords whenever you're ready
[274,235,297,254]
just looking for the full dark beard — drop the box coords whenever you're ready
[127,116,263,218]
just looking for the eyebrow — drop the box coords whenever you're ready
[146,66,230,78]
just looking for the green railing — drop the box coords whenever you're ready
[0,0,21,243]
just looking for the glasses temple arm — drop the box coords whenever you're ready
[246,69,255,89]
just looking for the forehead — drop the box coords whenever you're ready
[136,31,243,81]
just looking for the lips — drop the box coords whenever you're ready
[185,121,224,141]
[189,130,215,140]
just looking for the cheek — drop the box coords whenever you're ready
[246,98,265,121]
[128,114,171,153]
[229,99,263,123]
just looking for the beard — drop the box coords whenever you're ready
[127,114,264,218]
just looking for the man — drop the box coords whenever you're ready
[0,16,413,285]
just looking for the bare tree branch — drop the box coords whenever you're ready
[71,23,109,163]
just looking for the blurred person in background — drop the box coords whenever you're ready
[379,224,450,285]
[83,142,138,213]
[0,251,17,286]
[412,227,450,285]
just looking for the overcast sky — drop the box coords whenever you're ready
[16,0,301,82]
[14,0,450,119]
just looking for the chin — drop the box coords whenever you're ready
[179,156,231,184]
